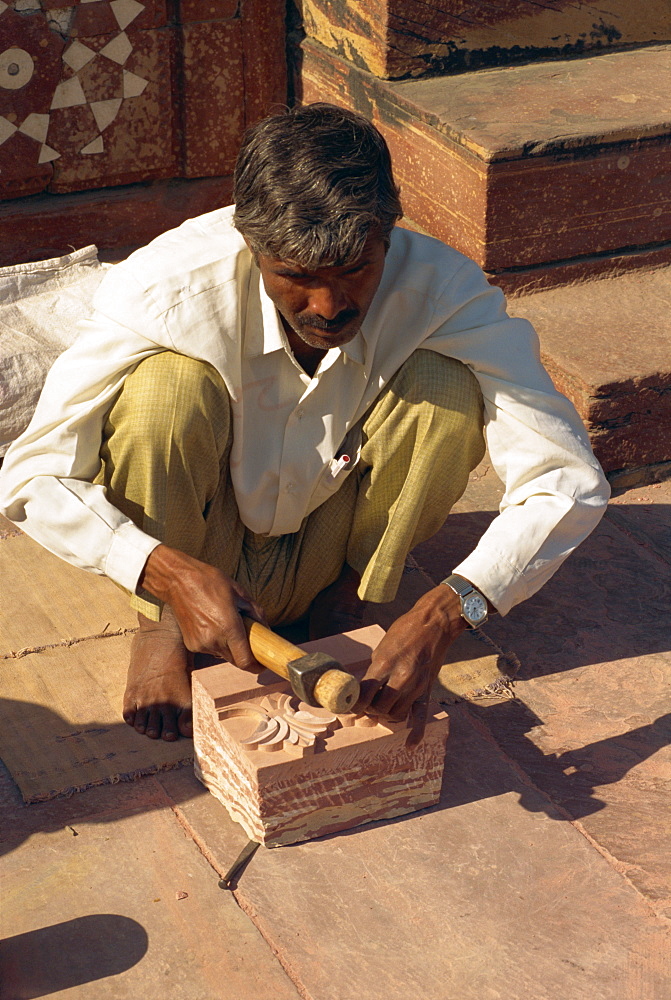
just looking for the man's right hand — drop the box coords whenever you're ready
[138,544,266,672]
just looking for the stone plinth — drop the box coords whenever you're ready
[299,41,671,273]
[508,266,671,477]
[301,0,671,80]
[192,626,450,847]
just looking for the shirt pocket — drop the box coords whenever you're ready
[307,424,363,512]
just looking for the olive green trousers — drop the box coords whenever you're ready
[97,349,485,624]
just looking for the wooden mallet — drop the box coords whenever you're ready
[242,617,360,715]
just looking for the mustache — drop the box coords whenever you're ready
[294,308,360,331]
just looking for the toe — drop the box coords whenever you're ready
[177,707,193,739]
[161,705,181,742]
[133,707,149,734]
[145,706,162,739]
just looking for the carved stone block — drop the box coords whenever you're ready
[193,625,450,847]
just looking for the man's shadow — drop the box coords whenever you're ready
[414,502,671,675]
[0,915,148,1000]
[459,699,671,820]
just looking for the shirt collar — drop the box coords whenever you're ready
[246,264,367,367]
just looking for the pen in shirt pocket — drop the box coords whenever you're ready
[332,453,351,476]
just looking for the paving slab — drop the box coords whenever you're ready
[607,476,671,565]
[0,762,300,1000]
[166,708,670,1000]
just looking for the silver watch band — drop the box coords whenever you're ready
[441,574,475,599]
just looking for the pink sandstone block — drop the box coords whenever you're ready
[192,626,450,847]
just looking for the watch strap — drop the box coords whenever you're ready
[441,574,475,599]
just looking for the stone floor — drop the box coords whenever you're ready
[1,463,670,999]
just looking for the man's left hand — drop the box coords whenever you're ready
[355,584,466,746]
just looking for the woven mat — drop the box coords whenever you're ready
[0,522,192,803]
[0,635,193,803]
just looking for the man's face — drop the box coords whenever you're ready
[255,236,387,352]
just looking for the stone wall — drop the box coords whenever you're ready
[0,0,286,259]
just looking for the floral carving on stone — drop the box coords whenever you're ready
[218,692,383,758]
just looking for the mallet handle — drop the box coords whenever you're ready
[242,617,360,714]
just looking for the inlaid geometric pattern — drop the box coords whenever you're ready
[0,0,148,171]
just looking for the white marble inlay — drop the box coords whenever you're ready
[90,97,122,132]
[122,68,147,98]
[80,135,104,154]
[100,32,132,66]
[111,0,144,31]
[50,75,87,109]
[0,115,17,145]
[38,143,60,163]
[18,112,49,143]
[13,0,41,11]
[0,3,8,15]
[46,6,75,35]
[63,40,97,72]
[0,47,34,90]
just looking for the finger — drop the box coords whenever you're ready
[230,582,268,625]
[355,676,385,713]
[225,614,262,672]
[405,696,429,748]
[367,682,405,719]
[246,598,269,627]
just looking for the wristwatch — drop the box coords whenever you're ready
[441,574,489,628]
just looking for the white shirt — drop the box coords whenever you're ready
[0,207,609,615]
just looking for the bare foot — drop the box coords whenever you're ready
[123,606,193,741]
[308,564,367,640]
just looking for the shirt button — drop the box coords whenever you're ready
[285,482,294,493]
[295,408,304,420]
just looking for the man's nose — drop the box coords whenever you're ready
[307,282,347,319]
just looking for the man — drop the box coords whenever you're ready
[0,103,609,745]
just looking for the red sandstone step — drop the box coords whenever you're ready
[301,0,670,80]
[507,265,671,479]
[300,41,671,276]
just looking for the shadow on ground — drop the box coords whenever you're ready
[414,505,671,676]
[0,914,148,999]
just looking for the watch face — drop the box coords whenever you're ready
[463,593,487,624]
